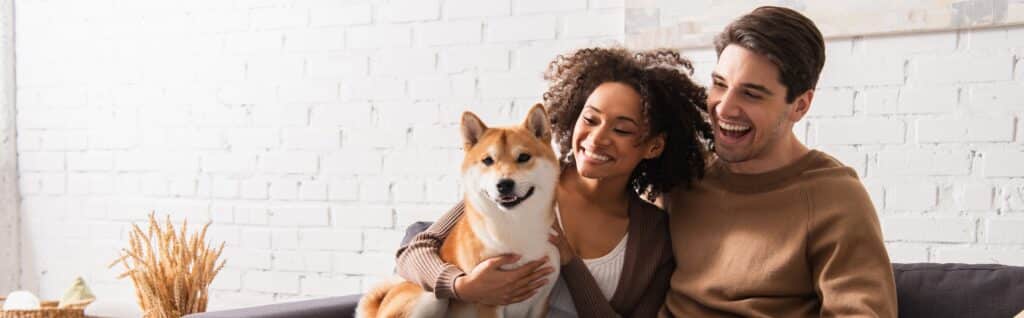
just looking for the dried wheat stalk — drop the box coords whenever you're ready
[109,213,226,318]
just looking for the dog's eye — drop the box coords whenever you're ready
[482,157,494,166]
[517,153,531,163]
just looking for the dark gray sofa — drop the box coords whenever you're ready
[187,222,1024,318]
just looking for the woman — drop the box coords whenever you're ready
[395,47,713,317]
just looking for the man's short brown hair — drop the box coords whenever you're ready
[714,6,825,103]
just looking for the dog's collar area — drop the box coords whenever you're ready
[497,186,535,209]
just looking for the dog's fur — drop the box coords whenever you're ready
[356,104,561,318]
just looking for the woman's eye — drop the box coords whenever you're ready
[482,157,494,166]
[614,129,633,135]
[517,153,531,163]
[583,117,596,125]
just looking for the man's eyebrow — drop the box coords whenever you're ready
[711,72,774,96]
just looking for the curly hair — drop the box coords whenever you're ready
[542,47,714,199]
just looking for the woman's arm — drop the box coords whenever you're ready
[395,202,555,303]
[394,202,467,299]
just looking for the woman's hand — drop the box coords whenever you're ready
[453,255,554,305]
[549,224,576,266]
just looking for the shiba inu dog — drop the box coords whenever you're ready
[357,104,561,318]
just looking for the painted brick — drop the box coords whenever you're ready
[516,0,586,14]
[445,0,510,18]
[269,177,300,200]
[67,152,113,171]
[444,47,508,73]
[309,3,371,27]
[374,102,440,128]
[309,103,372,129]
[301,276,361,296]
[377,0,440,23]
[486,16,557,42]
[300,229,361,251]
[328,178,359,201]
[985,218,1024,243]
[814,119,905,145]
[882,217,976,243]
[19,152,64,171]
[245,271,300,293]
[241,229,272,249]
[364,230,405,252]
[983,151,1024,177]
[202,153,256,174]
[321,151,381,175]
[211,177,241,199]
[372,50,437,76]
[857,31,957,55]
[874,150,972,176]
[273,251,331,272]
[808,88,854,117]
[346,25,411,49]
[226,129,279,151]
[300,181,328,201]
[308,54,368,80]
[883,244,930,263]
[236,206,270,226]
[269,205,329,226]
[958,183,994,210]
[259,152,318,174]
[886,183,937,211]
[223,249,272,270]
[419,21,482,46]
[393,180,425,203]
[409,76,452,100]
[249,8,308,30]
[898,86,958,114]
[332,206,393,228]
[283,128,341,150]
[968,82,1024,111]
[912,51,1013,84]
[933,247,1024,265]
[284,28,345,52]
[917,118,1015,143]
[562,10,624,38]
[818,55,904,87]
[272,229,300,249]
[334,253,394,275]
[340,77,406,101]
[479,73,545,99]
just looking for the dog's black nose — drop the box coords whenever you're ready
[496,179,515,195]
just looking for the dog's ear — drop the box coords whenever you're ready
[522,103,551,143]
[461,111,488,149]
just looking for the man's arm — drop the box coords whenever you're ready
[806,176,898,317]
[394,202,467,299]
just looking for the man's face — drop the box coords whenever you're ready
[708,44,805,165]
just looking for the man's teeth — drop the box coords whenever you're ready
[585,149,611,162]
[718,120,751,132]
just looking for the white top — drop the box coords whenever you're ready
[547,206,628,317]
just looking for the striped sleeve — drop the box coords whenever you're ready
[394,202,466,299]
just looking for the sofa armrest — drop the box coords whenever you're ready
[184,294,361,318]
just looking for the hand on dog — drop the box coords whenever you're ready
[454,254,554,305]
[549,224,576,266]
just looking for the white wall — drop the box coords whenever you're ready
[9,0,1024,311]
[0,0,19,293]
[12,0,623,310]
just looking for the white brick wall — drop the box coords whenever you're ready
[10,0,1024,311]
[0,0,17,293]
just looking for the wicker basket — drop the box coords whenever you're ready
[0,297,87,318]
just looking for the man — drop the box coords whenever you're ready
[659,6,897,317]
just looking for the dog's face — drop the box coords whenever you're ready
[460,104,558,211]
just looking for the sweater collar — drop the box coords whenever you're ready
[712,150,823,193]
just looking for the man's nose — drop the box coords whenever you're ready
[715,90,743,118]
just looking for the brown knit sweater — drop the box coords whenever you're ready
[395,193,674,317]
[660,150,898,317]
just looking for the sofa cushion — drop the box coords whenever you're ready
[893,263,1024,318]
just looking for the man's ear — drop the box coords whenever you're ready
[522,103,551,143]
[788,89,814,122]
[461,111,487,149]
[644,133,666,159]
